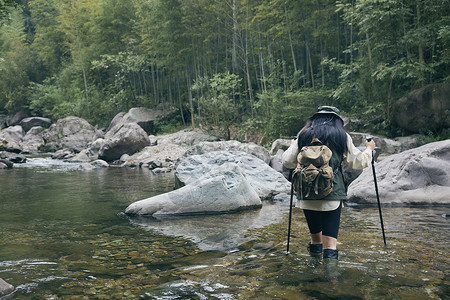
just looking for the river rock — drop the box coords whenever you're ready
[183,140,271,164]
[0,137,21,153]
[395,83,450,133]
[347,139,450,205]
[21,126,45,154]
[175,151,290,199]
[0,278,14,297]
[269,138,291,156]
[0,151,26,163]
[125,163,262,216]
[78,159,109,171]
[0,125,24,142]
[39,116,96,152]
[20,117,51,132]
[122,143,189,170]
[68,149,93,162]
[269,149,290,180]
[106,106,178,135]
[99,122,150,162]
[8,111,28,126]
[349,132,421,156]
[155,128,219,146]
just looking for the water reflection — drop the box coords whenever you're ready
[128,202,288,251]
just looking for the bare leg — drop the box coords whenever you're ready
[310,232,322,244]
[322,235,337,249]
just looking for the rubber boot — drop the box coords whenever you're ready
[307,243,323,268]
[323,249,339,281]
[307,243,323,257]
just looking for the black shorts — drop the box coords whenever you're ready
[303,202,342,239]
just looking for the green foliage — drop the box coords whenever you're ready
[0,0,449,141]
[417,128,450,145]
[29,66,84,120]
[0,0,15,23]
[193,72,243,139]
[252,87,332,140]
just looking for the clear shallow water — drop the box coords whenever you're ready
[0,158,449,299]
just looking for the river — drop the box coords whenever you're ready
[0,158,448,299]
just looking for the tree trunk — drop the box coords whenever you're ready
[285,4,297,72]
[186,67,195,127]
[232,0,238,74]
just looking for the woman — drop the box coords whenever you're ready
[282,106,375,263]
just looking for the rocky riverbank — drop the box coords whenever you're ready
[1,107,449,209]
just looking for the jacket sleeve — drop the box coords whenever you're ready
[282,141,299,169]
[343,133,372,170]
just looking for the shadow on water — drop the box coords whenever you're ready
[0,158,449,299]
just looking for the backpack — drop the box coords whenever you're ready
[292,138,335,200]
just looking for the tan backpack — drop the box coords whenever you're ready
[292,138,335,200]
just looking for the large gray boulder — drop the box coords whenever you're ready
[20,117,51,132]
[122,143,189,171]
[395,83,450,133]
[125,163,262,216]
[175,151,290,199]
[347,139,450,205]
[21,126,45,154]
[99,122,150,161]
[0,125,24,153]
[349,132,421,156]
[106,106,178,135]
[0,125,24,142]
[183,140,271,164]
[39,116,96,152]
[154,128,219,146]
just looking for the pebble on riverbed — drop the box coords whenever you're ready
[0,278,14,297]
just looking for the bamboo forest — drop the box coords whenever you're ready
[0,0,449,140]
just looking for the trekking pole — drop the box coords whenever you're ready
[286,135,298,255]
[286,169,294,255]
[367,137,387,247]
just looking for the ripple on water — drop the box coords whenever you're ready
[14,157,81,172]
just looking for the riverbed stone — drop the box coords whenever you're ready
[39,116,96,152]
[0,151,26,164]
[0,278,14,297]
[125,163,262,216]
[347,139,450,205]
[175,151,290,199]
[183,140,271,164]
[99,122,150,162]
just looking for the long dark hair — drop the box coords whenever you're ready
[297,114,347,156]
